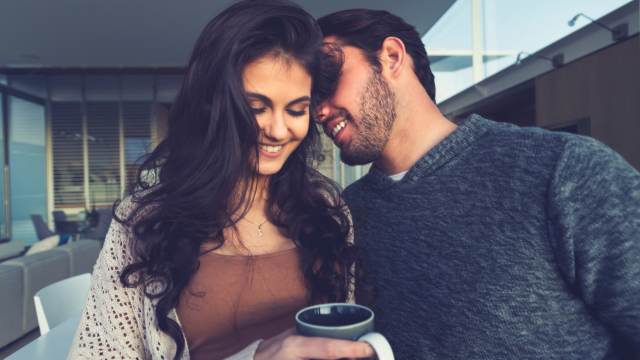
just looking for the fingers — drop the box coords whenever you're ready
[283,335,375,359]
[276,327,298,338]
[257,328,376,360]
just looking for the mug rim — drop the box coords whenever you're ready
[295,302,374,330]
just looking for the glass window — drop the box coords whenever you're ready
[7,75,47,99]
[49,75,157,208]
[8,96,46,246]
[51,101,85,208]
[422,0,474,103]
[86,101,121,206]
[123,101,152,187]
[422,0,633,103]
[0,94,5,237]
[481,0,632,79]
[85,76,121,206]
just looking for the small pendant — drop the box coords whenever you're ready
[258,226,263,237]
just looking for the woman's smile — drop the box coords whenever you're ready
[258,142,286,157]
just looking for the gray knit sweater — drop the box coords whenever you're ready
[342,115,640,359]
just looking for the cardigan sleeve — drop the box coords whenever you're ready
[67,197,150,360]
[346,203,356,305]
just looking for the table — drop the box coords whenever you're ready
[55,220,91,241]
[6,312,81,360]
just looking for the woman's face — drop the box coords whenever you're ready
[243,55,312,176]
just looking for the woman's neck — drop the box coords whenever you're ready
[230,174,270,223]
[246,175,269,218]
[209,174,295,256]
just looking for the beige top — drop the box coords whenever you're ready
[67,195,354,360]
[177,248,309,360]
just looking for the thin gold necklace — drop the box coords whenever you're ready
[242,217,269,237]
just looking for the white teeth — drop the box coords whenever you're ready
[331,120,348,138]
[259,144,283,153]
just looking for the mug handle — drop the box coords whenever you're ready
[357,332,394,360]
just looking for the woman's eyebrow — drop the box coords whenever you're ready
[246,93,272,106]
[287,96,311,107]
[246,93,311,107]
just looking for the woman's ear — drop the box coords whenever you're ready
[379,37,407,81]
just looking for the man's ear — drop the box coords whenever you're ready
[379,37,407,80]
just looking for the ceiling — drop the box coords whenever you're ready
[0,0,455,69]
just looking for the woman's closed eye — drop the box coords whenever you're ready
[252,107,307,117]
[286,108,307,117]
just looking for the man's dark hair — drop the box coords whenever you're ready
[318,9,436,102]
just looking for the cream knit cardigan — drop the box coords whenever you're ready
[67,195,354,360]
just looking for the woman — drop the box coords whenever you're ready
[67,1,375,360]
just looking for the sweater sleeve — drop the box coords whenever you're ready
[547,135,640,355]
[67,197,150,360]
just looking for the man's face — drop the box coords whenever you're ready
[316,37,397,166]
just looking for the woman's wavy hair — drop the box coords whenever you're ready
[115,0,375,359]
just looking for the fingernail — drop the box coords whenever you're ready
[365,345,375,356]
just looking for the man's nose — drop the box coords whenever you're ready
[314,102,330,124]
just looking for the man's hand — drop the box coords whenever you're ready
[254,328,375,360]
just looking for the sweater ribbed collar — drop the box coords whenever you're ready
[361,114,504,190]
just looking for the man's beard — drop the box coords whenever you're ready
[340,69,397,166]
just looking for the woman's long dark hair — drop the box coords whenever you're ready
[115,1,375,358]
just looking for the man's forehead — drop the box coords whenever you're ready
[322,36,366,64]
[323,35,342,45]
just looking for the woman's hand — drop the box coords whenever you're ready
[254,328,375,360]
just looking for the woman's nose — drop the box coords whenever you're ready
[262,113,287,140]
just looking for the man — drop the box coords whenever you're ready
[315,9,640,359]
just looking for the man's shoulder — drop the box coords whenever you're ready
[472,116,602,148]
[473,119,596,161]
[486,124,619,162]
[478,121,634,182]
[483,120,570,147]
[551,132,639,185]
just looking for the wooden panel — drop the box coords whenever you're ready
[536,35,640,170]
[450,84,537,128]
[535,61,591,127]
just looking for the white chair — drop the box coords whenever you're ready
[33,273,91,335]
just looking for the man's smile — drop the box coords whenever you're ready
[331,119,348,138]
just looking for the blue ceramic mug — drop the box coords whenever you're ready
[296,303,394,360]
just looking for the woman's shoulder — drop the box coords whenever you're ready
[115,186,161,222]
[107,188,160,254]
[114,194,138,220]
